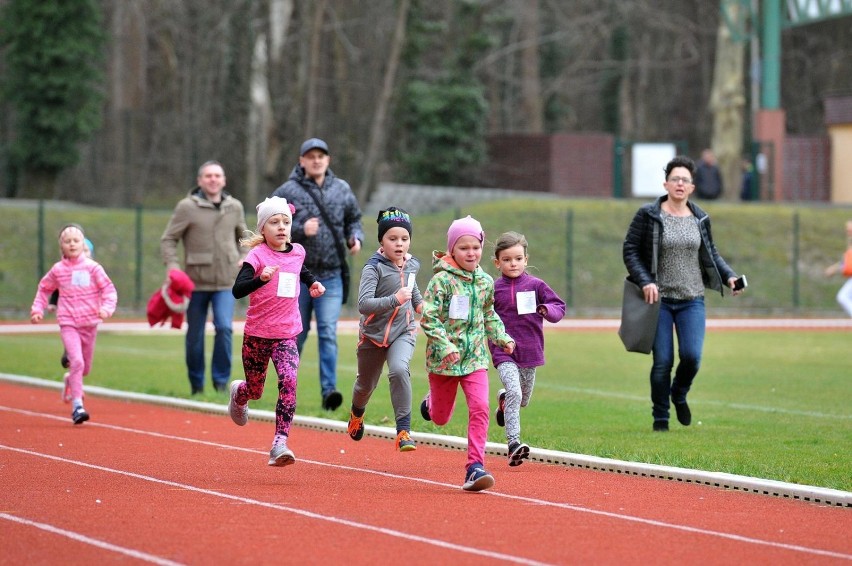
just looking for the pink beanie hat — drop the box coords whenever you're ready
[447,215,484,252]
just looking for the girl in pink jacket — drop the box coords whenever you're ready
[31,224,118,424]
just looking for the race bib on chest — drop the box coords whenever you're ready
[516,290,536,315]
[71,270,91,287]
[277,272,297,298]
[448,294,470,319]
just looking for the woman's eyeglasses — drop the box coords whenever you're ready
[668,176,693,185]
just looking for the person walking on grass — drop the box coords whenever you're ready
[30,224,117,425]
[489,231,566,466]
[272,138,364,411]
[161,160,247,395]
[228,197,325,467]
[623,155,744,432]
[419,216,515,492]
[823,219,852,317]
[347,207,423,452]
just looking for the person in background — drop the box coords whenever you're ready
[31,224,118,424]
[229,196,325,467]
[490,231,566,466]
[694,148,723,200]
[347,207,422,452]
[739,157,757,201]
[623,155,743,432]
[161,161,247,395]
[823,220,852,317]
[272,138,364,411]
[419,215,515,492]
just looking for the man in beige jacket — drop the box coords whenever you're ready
[161,161,247,395]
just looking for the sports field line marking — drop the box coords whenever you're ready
[0,512,184,565]
[0,443,552,566]
[540,384,852,420]
[3,407,850,561]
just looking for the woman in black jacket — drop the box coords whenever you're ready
[623,155,744,432]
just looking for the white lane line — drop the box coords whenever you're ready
[2,407,850,561]
[0,444,553,566]
[0,512,184,565]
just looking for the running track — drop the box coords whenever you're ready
[1,320,850,564]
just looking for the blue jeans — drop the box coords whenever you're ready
[649,297,705,422]
[297,274,342,397]
[185,289,235,392]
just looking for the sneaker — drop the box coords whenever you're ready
[60,351,70,369]
[347,411,365,441]
[322,390,343,411]
[508,441,530,467]
[395,430,416,452]
[420,397,431,422]
[268,438,296,467]
[72,406,89,425]
[61,373,72,404]
[228,380,248,426]
[495,388,506,427]
[673,400,692,426]
[462,463,494,492]
[653,420,669,432]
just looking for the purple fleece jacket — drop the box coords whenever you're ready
[489,271,566,368]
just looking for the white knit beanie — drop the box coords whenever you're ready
[256,196,294,232]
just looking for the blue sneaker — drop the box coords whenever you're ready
[462,463,494,492]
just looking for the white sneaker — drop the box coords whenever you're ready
[228,380,248,426]
[268,438,296,467]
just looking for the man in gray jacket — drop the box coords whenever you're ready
[161,161,247,395]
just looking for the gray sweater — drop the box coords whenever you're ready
[357,251,422,347]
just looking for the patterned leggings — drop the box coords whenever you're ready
[237,335,300,437]
[496,362,537,445]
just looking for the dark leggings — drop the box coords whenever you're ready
[237,335,300,437]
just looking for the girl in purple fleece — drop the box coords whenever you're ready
[489,231,566,466]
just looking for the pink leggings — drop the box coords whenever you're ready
[236,335,299,437]
[427,369,490,469]
[60,325,98,401]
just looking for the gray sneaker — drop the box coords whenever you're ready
[228,380,248,426]
[268,438,296,467]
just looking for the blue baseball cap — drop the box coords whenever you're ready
[300,138,329,156]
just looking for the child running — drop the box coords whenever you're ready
[347,207,422,451]
[49,236,95,375]
[490,231,566,466]
[229,196,325,466]
[823,219,852,317]
[30,224,117,425]
[419,215,515,492]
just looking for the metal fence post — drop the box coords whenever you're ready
[565,208,574,309]
[792,211,800,309]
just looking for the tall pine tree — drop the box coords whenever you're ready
[1,1,105,198]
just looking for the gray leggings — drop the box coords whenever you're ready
[352,333,416,428]
[496,362,537,445]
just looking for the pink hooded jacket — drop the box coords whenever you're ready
[31,255,118,327]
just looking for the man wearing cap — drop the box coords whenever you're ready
[161,160,247,395]
[272,138,364,411]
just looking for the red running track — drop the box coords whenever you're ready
[1,381,850,565]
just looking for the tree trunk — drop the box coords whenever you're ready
[518,0,543,133]
[356,0,410,204]
[709,2,746,200]
[304,0,327,139]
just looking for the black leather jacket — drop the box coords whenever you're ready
[622,196,736,296]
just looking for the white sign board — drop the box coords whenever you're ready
[631,143,676,197]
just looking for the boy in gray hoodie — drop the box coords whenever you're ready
[347,207,423,451]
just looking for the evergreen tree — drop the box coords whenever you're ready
[0,1,105,198]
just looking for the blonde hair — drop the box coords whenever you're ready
[493,231,528,259]
[239,230,266,249]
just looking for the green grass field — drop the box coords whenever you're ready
[2,326,849,492]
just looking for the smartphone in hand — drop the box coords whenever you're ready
[733,275,748,291]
